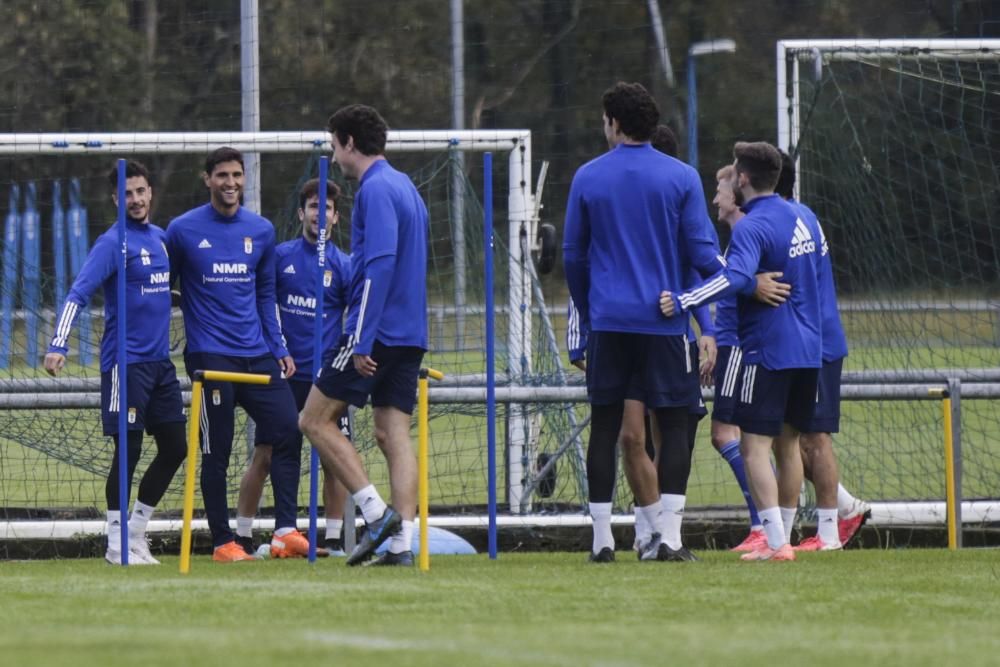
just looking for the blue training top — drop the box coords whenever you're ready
[343,160,429,355]
[48,219,172,372]
[165,203,288,360]
[275,236,351,381]
[670,194,823,370]
[789,199,848,362]
[563,143,724,336]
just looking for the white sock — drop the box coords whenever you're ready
[589,502,614,553]
[274,526,295,537]
[837,483,858,517]
[759,507,785,549]
[389,520,414,554]
[660,493,686,550]
[326,518,343,541]
[633,506,649,548]
[637,502,663,547]
[817,508,839,545]
[780,506,797,543]
[236,516,254,538]
[107,511,123,552]
[353,484,388,524]
[128,501,154,540]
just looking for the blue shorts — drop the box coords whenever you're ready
[688,341,707,417]
[315,337,424,415]
[800,357,843,434]
[586,331,697,408]
[711,345,742,425]
[733,364,819,437]
[254,378,352,444]
[100,359,185,436]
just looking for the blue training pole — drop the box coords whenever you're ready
[0,185,20,370]
[116,160,129,565]
[52,181,67,314]
[484,152,497,559]
[307,157,330,562]
[22,183,40,368]
[68,179,92,367]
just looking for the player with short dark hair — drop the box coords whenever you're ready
[235,178,353,557]
[299,104,429,567]
[45,160,186,565]
[775,152,871,550]
[165,147,305,562]
[564,81,724,563]
[660,141,824,562]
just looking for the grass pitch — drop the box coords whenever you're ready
[1,549,998,667]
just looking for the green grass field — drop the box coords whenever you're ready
[1,550,998,667]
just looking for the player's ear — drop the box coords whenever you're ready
[202,171,211,188]
[111,192,118,207]
[297,208,305,223]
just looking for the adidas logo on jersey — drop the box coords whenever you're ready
[789,218,816,258]
[283,264,296,274]
[198,239,212,249]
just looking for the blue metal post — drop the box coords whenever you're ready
[307,157,330,563]
[687,56,698,171]
[52,181,67,313]
[116,160,130,565]
[484,152,497,559]
[0,186,20,369]
[22,183,41,368]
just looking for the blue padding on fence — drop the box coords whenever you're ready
[21,182,40,368]
[52,181,67,311]
[374,526,477,556]
[68,179,91,366]
[0,185,20,369]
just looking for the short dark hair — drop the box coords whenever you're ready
[650,124,678,158]
[775,150,796,199]
[327,104,388,156]
[107,160,151,190]
[733,141,782,192]
[204,146,245,175]
[299,178,341,211]
[602,82,659,142]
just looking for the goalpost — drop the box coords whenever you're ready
[0,129,562,549]
[776,39,1000,540]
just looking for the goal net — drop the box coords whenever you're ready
[777,39,1000,535]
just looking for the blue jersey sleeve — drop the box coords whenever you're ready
[562,174,591,328]
[686,269,714,337]
[353,183,399,356]
[673,220,763,313]
[256,232,289,360]
[48,234,116,355]
[566,297,588,363]
[680,170,726,278]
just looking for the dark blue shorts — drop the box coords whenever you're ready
[100,359,185,436]
[711,345,743,425]
[314,336,424,415]
[254,378,352,444]
[733,364,819,437]
[688,341,707,417]
[800,357,843,434]
[585,331,697,408]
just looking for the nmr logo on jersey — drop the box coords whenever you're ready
[789,219,816,258]
[212,263,248,274]
[287,294,316,309]
[150,272,170,284]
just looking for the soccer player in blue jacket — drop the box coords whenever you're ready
[165,147,304,562]
[299,105,430,567]
[235,177,354,556]
[563,82,725,563]
[774,152,871,551]
[45,161,186,566]
[660,141,824,562]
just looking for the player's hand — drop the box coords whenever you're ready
[659,291,676,317]
[571,358,586,372]
[278,355,296,379]
[753,272,791,306]
[698,335,717,387]
[353,353,377,377]
[43,352,66,377]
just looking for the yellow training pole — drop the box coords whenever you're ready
[179,380,203,574]
[942,396,958,550]
[179,370,272,574]
[417,367,444,572]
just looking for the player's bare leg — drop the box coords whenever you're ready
[372,405,417,558]
[740,432,794,561]
[620,399,663,559]
[235,445,271,554]
[798,431,845,550]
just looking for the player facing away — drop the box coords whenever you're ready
[299,104,429,567]
[165,147,305,562]
[660,141,824,562]
[234,178,353,557]
[774,152,871,551]
[563,82,724,563]
[45,161,186,565]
